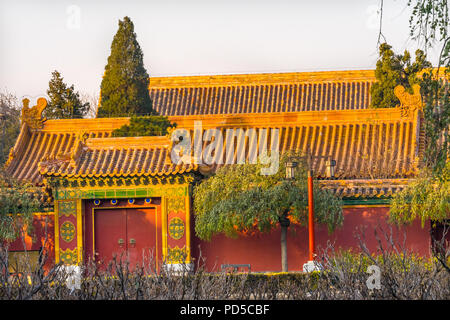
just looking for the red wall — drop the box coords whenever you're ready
[191,207,431,272]
[3,206,433,273]
[7,214,55,270]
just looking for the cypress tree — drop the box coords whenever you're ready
[97,16,155,117]
[45,70,89,119]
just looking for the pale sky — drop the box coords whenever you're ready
[0,0,443,99]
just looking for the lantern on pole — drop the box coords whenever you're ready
[285,160,298,180]
[325,158,337,178]
[286,153,336,272]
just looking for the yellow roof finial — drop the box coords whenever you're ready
[394,84,422,117]
[21,97,48,130]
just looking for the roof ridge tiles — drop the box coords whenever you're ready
[149,70,377,88]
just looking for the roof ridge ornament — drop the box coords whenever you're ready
[21,97,48,130]
[394,84,423,118]
[69,131,89,168]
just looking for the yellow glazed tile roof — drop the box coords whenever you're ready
[149,70,376,115]
[4,70,424,196]
[164,108,421,180]
[38,136,197,178]
[319,179,410,198]
[5,123,115,184]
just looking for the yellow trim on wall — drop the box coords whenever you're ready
[156,205,159,272]
[54,199,78,265]
[32,212,54,216]
[76,199,83,264]
[54,201,60,264]
[343,204,390,209]
[161,196,168,261]
[185,193,191,263]
[92,206,95,258]
[8,211,54,217]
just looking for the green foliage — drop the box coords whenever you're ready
[325,248,436,273]
[44,70,90,119]
[193,152,343,241]
[383,2,450,226]
[406,0,449,174]
[407,0,449,67]
[111,116,176,137]
[0,90,21,165]
[370,43,432,108]
[98,16,155,117]
[389,161,449,226]
[420,69,449,174]
[0,174,43,241]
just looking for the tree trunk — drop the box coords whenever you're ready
[279,213,290,272]
[280,224,288,272]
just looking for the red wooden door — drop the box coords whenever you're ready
[94,207,161,271]
[94,209,127,269]
[126,208,159,270]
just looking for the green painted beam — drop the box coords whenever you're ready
[343,198,391,206]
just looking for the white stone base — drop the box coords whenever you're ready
[302,260,322,273]
[162,263,194,274]
[58,265,82,291]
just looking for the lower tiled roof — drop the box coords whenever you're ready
[319,179,408,198]
[168,112,421,180]
[38,136,197,178]
[5,124,113,184]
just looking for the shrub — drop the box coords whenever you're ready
[111,116,176,137]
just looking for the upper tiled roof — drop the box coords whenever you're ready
[149,70,376,115]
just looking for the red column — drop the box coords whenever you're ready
[307,170,315,261]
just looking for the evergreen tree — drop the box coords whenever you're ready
[370,43,432,108]
[97,16,155,117]
[45,70,89,119]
